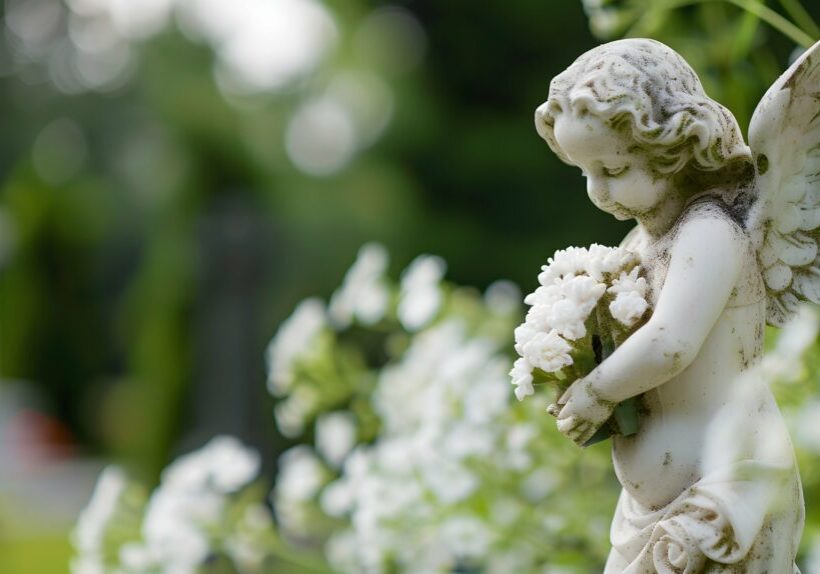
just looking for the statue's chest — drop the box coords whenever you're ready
[636,224,764,309]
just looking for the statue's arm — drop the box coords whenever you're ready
[586,216,744,403]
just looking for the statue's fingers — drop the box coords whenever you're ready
[546,403,562,418]
[557,386,573,405]
[557,418,593,446]
[556,416,579,435]
[576,423,597,446]
[566,421,589,445]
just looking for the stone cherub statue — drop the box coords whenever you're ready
[535,38,820,572]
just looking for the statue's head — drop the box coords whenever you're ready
[536,39,752,177]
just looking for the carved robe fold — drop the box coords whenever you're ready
[604,460,803,573]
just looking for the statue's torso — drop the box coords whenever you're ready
[612,201,793,511]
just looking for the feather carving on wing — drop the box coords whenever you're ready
[747,40,820,326]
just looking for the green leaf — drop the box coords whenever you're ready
[613,397,640,436]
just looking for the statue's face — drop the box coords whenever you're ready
[553,111,671,221]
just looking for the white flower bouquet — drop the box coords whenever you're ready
[511,244,651,445]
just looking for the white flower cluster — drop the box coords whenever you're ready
[398,254,446,331]
[266,297,328,397]
[274,319,568,573]
[271,305,617,572]
[608,267,650,326]
[315,411,358,468]
[72,467,143,574]
[266,245,448,439]
[329,242,390,328]
[72,436,273,574]
[273,445,329,539]
[322,322,506,572]
[511,244,648,402]
[328,246,446,333]
[265,297,330,438]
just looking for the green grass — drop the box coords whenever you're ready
[0,533,73,574]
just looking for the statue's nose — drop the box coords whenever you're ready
[534,102,551,141]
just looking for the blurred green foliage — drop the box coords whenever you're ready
[0,0,628,479]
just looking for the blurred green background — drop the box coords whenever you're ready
[1,0,819,571]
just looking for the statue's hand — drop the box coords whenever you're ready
[549,378,614,446]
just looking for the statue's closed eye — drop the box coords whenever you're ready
[602,165,630,177]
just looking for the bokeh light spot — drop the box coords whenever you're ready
[285,96,356,177]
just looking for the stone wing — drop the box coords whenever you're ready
[748,40,820,327]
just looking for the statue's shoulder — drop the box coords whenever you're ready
[675,196,764,307]
[640,196,758,304]
[674,195,750,248]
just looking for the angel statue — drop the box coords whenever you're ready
[534,38,820,572]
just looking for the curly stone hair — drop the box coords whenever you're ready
[536,39,752,175]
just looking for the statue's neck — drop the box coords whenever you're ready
[636,192,686,240]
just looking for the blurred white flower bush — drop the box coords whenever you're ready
[73,245,820,573]
[72,436,279,573]
[266,244,617,572]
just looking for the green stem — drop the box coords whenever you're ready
[631,0,816,47]
[727,0,816,46]
[778,0,820,40]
